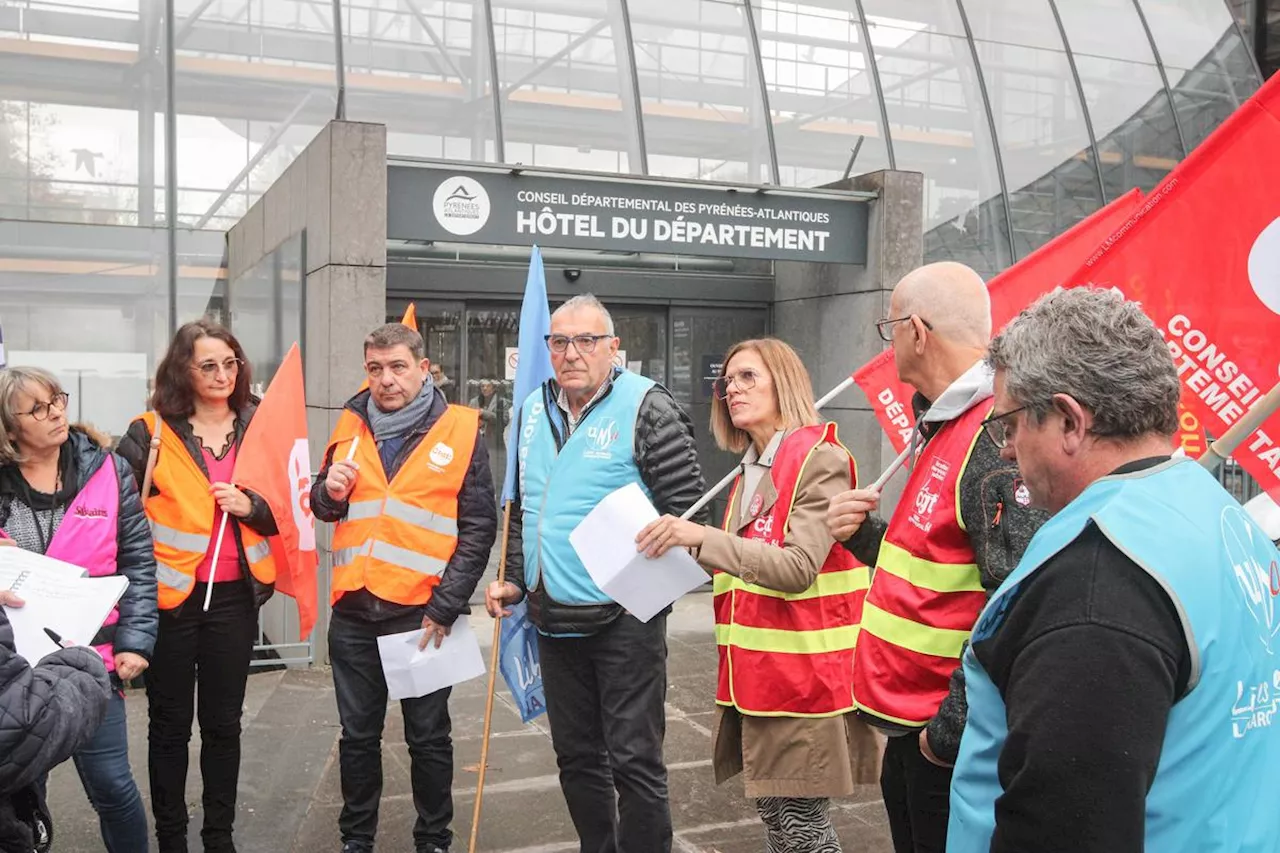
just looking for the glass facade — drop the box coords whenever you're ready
[0,0,1265,413]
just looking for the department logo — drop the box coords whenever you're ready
[432,177,491,236]
[1222,505,1280,654]
[429,442,455,468]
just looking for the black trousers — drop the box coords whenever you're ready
[329,610,453,853]
[146,581,257,853]
[538,613,672,853]
[880,732,954,853]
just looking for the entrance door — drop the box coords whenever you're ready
[465,304,520,500]
[670,306,770,522]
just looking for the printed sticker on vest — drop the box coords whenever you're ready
[908,459,950,533]
[751,512,775,541]
[749,493,764,517]
[583,418,620,461]
[1013,479,1031,507]
[74,506,109,519]
[429,442,455,472]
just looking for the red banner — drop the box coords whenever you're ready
[1174,401,1209,459]
[1068,72,1280,502]
[853,189,1145,452]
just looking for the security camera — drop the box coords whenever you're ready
[563,268,582,283]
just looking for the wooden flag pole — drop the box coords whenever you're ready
[1197,380,1280,474]
[468,499,513,853]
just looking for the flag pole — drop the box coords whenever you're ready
[681,372,882,521]
[1198,380,1280,474]
[469,498,513,853]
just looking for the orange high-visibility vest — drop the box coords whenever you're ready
[852,402,991,728]
[136,412,277,610]
[326,405,479,606]
[713,424,870,717]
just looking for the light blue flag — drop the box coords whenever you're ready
[499,246,553,723]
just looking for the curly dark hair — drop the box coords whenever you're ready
[151,319,252,418]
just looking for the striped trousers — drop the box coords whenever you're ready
[756,797,842,852]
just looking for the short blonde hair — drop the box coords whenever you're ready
[0,366,65,466]
[710,338,819,454]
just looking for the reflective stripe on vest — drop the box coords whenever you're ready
[712,424,869,718]
[852,402,991,728]
[326,402,478,606]
[136,411,278,608]
[345,498,460,537]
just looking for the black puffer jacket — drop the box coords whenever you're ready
[0,607,110,852]
[116,400,278,610]
[310,387,498,627]
[505,370,709,636]
[0,427,159,662]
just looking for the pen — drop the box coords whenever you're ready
[43,627,74,649]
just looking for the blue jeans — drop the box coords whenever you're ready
[73,685,150,853]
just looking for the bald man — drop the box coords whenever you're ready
[827,263,1045,853]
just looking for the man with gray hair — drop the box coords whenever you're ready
[826,262,1044,853]
[486,293,706,853]
[948,287,1280,852]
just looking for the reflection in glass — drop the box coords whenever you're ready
[753,0,892,187]
[1055,0,1161,63]
[1138,0,1240,70]
[868,24,1012,276]
[1075,56,1182,196]
[466,306,519,499]
[229,232,304,393]
[973,41,1102,259]
[631,0,772,183]
[861,0,967,37]
[493,0,636,173]
[344,0,498,164]
[957,0,1063,51]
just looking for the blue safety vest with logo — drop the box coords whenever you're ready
[517,370,655,615]
[949,458,1280,853]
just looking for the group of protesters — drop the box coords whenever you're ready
[2,259,1279,853]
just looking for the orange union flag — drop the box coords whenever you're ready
[234,343,319,637]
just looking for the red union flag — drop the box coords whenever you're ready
[854,188,1145,452]
[234,343,320,637]
[1068,72,1280,502]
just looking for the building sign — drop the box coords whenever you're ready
[389,165,869,264]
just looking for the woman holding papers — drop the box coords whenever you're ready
[0,365,158,853]
[117,320,277,853]
[636,339,879,853]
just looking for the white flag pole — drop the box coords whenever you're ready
[202,511,230,612]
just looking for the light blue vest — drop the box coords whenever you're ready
[517,370,655,610]
[949,458,1280,853]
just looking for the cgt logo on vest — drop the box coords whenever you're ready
[583,418,620,461]
[908,459,951,534]
[1222,506,1280,655]
[428,442,455,473]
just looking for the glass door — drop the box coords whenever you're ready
[466,304,520,500]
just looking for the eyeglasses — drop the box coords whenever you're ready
[712,369,760,400]
[19,392,71,422]
[191,357,244,378]
[980,405,1029,449]
[544,334,612,354]
[875,315,934,342]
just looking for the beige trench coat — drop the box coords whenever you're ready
[696,432,883,799]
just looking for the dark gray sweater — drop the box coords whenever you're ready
[843,392,1047,763]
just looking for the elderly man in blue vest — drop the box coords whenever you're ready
[948,286,1280,852]
[486,293,706,853]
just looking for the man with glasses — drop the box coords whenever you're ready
[826,262,1045,853]
[486,293,706,853]
[310,323,497,853]
[950,287,1280,852]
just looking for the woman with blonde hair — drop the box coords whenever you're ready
[637,337,879,852]
[0,366,156,852]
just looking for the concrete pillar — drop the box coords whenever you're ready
[773,170,924,514]
[227,121,388,665]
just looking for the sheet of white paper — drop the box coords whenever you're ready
[569,482,709,622]
[376,617,486,701]
[0,548,128,662]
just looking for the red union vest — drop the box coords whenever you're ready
[853,402,992,728]
[713,424,870,717]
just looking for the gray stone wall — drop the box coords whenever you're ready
[227,121,389,664]
[773,170,924,514]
